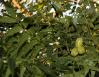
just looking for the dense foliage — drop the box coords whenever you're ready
[0,0,99,77]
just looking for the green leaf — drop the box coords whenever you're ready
[4,2,16,17]
[11,32,30,57]
[37,63,57,77]
[32,65,45,77]
[5,25,23,38]
[5,68,11,77]
[64,73,73,77]
[20,66,26,77]
[95,25,99,30]
[0,16,17,23]
[91,67,99,72]
[91,71,95,77]
[32,45,44,58]
[8,57,16,74]
[74,72,85,77]
[18,39,38,58]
